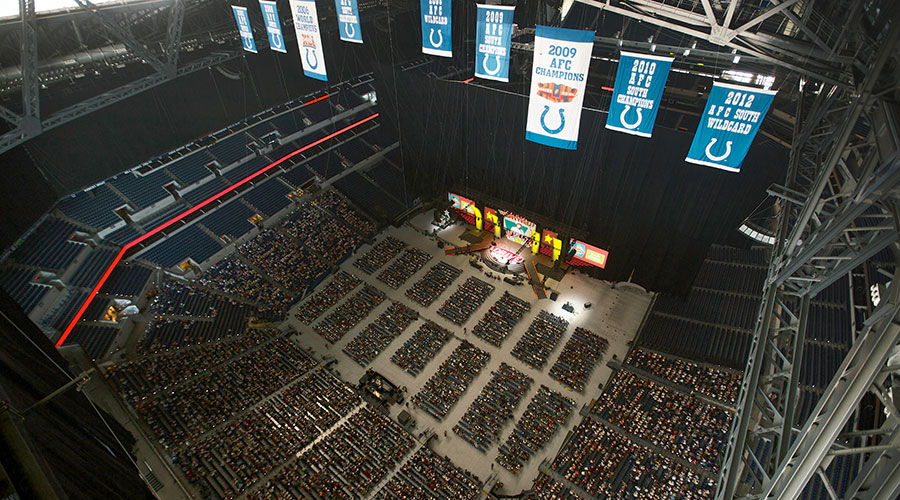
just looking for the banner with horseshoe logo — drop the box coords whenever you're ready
[686,81,777,172]
[258,1,287,53]
[525,26,594,150]
[334,0,363,44]
[289,0,327,81]
[231,6,257,54]
[474,4,514,82]
[605,51,672,137]
[420,0,451,57]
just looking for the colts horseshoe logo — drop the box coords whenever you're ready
[619,105,643,130]
[540,105,565,135]
[482,54,501,76]
[705,137,733,162]
[429,27,443,48]
[344,22,355,38]
[305,47,318,69]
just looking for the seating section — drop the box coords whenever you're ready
[639,314,752,369]
[10,218,83,270]
[314,284,385,343]
[511,311,568,370]
[99,261,153,297]
[548,327,607,392]
[238,228,327,294]
[67,248,118,288]
[391,320,453,377]
[207,133,253,166]
[437,277,495,326]
[268,109,306,136]
[354,235,406,274]
[453,363,532,453]
[294,271,362,325]
[317,190,376,235]
[625,348,742,405]
[165,151,214,186]
[103,224,141,246]
[334,171,404,223]
[405,261,461,306]
[57,184,126,229]
[141,205,187,232]
[342,302,419,366]
[653,288,758,331]
[377,447,482,500]
[0,266,49,314]
[366,161,407,204]
[241,178,292,217]
[471,291,531,347]
[377,247,431,289]
[108,170,171,208]
[61,324,119,360]
[183,178,230,206]
[305,151,344,179]
[693,261,765,296]
[139,225,223,268]
[224,156,269,184]
[43,290,89,332]
[412,341,490,421]
[496,385,574,472]
[197,255,291,317]
[279,162,315,188]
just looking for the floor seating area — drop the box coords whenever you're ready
[314,284,385,343]
[470,291,531,347]
[377,247,432,289]
[376,447,482,500]
[437,277,495,326]
[453,362,532,453]
[548,327,608,392]
[510,311,569,370]
[405,261,461,306]
[496,385,574,472]
[294,271,362,325]
[624,348,742,405]
[342,301,419,366]
[412,341,490,421]
[354,235,406,275]
[391,320,453,377]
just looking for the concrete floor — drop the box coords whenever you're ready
[285,212,653,496]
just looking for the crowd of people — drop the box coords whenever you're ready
[238,227,328,294]
[175,368,361,499]
[590,370,733,473]
[511,311,569,370]
[343,301,419,366]
[314,284,385,343]
[530,474,583,500]
[391,320,454,377]
[106,329,275,405]
[299,214,362,264]
[625,348,742,405]
[377,447,483,500]
[547,419,716,498]
[147,280,220,318]
[471,291,531,347]
[548,327,608,392]
[405,261,461,306]
[250,406,414,499]
[453,362,532,452]
[197,255,293,318]
[496,385,574,472]
[354,235,407,274]
[412,340,490,421]
[132,337,317,448]
[437,276,495,326]
[316,189,376,235]
[378,247,432,289]
[294,271,362,325]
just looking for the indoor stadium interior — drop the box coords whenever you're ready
[0,0,898,499]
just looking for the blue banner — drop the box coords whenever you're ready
[259,1,286,53]
[525,26,595,150]
[421,0,451,57]
[475,4,514,82]
[686,82,777,172]
[232,6,257,53]
[605,51,672,138]
[289,0,327,81]
[335,0,363,43]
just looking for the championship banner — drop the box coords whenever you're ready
[232,6,257,53]
[335,0,363,44]
[421,0,451,57]
[474,4,514,82]
[259,1,287,53]
[289,0,327,81]
[605,51,673,137]
[686,81,777,172]
[526,26,594,150]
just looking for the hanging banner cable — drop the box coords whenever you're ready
[289,0,328,81]
[474,4,514,82]
[259,1,287,53]
[605,51,673,138]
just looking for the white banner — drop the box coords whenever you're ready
[289,0,327,81]
[525,25,594,150]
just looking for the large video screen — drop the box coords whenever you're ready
[503,213,536,245]
[448,192,476,215]
[568,239,609,268]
